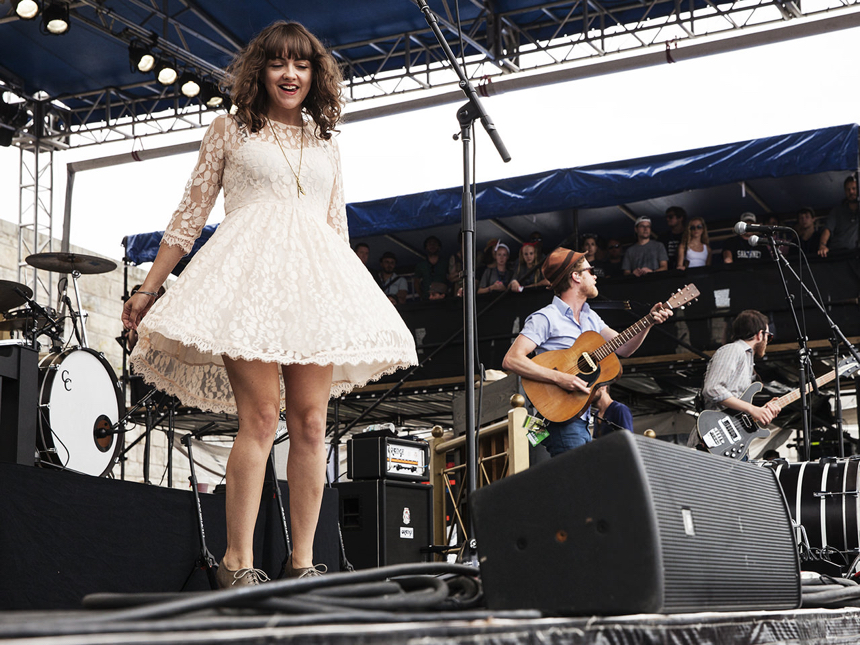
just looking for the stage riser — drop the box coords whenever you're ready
[0,463,340,610]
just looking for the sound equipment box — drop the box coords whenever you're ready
[347,432,429,482]
[472,432,801,615]
[0,342,38,467]
[335,479,433,569]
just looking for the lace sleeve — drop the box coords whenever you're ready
[326,136,350,245]
[161,115,231,254]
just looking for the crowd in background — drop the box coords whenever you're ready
[353,174,858,305]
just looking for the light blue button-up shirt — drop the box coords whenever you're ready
[519,296,608,423]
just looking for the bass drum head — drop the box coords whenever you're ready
[39,348,123,477]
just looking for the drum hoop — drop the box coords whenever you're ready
[38,347,125,477]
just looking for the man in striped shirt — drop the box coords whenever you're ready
[687,309,781,447]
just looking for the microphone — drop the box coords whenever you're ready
[733,221,795,236]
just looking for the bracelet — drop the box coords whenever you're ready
[133,290,159,299]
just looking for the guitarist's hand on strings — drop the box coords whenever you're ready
[554,372,592,394]
[649,302,673,325]
[748,399,782,427]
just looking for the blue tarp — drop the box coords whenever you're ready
[124,123,859,267]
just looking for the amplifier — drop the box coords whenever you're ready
[347,432,429,482]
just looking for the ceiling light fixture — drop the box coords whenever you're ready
[200,82,225,109]
[154,59,178,85]
[178,72,201,98]
[129,41,155,73]
[12,0,40,20]
[41,0,69,35]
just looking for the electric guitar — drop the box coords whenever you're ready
[697,356,860,460]
[521,284,700,422]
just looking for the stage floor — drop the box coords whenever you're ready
[2,605,860,644]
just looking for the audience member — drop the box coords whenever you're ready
[580,234,605,278]
[510,242,548,292]
[819,175,859,257]
[479,238,500,280]
[376,251,408,305]
[591,385,634,439]
[478,242,512,294]
[595,238,625,278]
[622,216,668,277]
[428,282,448,301]
[676,216,712,269]
[527,231,544,258]
[354,242,370,268]
[764,214,790,257]
[447,247,464,295]
[663,206,687,268]
[722,212,766,263]
[794,207,821,256]
[413,235,447,300]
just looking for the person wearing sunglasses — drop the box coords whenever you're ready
[503,247,673,457]
[676,217,712,270]
[687,309,781,448]
[595,238,625,279]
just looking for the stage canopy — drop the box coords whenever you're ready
[124,123,860,268]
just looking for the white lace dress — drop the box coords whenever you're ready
[130,114,418,414]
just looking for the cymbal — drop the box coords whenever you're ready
[25,252,117,275]
[0,309,52,333]
[0,280,33,312]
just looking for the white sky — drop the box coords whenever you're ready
[1,24,859,263]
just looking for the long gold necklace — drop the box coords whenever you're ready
[268,117,305,197]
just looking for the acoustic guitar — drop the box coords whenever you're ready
[697,356,860,460]
[521,284,700,422]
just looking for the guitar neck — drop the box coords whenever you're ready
[775,369,838,408]
[591,311,656,363]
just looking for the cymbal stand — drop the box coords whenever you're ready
[180,431,218,591]
[67,269,88,348]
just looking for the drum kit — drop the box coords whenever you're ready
[3,252,123,478]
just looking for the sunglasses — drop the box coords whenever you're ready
[689,224,704,230]
[608,243,621,249]
[574,266,595,275]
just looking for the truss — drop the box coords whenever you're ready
[1,0,854,149]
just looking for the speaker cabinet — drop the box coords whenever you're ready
[335,480,433,569]
[472,432,800,615]
[0,343,38,466]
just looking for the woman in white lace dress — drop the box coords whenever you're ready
[122,22,418,588]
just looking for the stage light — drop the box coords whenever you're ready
[129,41,155,73]
[0,94,30,147]
[178,72,201,98]
[41,0,69,34]
[200,82,225,108]
[12,0,40,20]
[155,59,178,85]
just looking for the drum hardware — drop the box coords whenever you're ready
[37,348,124,477]
[25,253,117,350]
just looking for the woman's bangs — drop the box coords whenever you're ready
[263,26,315,62]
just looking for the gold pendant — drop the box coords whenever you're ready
[297,179,306,196]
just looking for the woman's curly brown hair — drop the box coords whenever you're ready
[226,21,343,139]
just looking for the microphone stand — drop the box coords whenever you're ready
[764,235,813,462]
[416,0,511,546]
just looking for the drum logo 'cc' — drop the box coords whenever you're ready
[61,370,72,392]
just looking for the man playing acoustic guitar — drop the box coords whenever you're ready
[686,309,781,449]
[502,248,673,457]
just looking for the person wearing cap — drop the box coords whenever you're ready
[818,175,859,257]
[376,252,408,305]
[622,216,668,277]
[502,248,672,456]
[477,241,513,295]
[722,212,765,264]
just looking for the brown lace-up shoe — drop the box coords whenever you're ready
[216,560,270,589]
[284,555,327,579]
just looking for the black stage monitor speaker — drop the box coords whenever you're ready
[335,479,432,569]
[472,432,800,615]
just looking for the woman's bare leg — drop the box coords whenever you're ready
[221,357,282,571]
[281,363,333,569]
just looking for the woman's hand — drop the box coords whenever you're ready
[122,292,158,332]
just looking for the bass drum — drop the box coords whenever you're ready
[38,348,124,477]
[773,459,860,553]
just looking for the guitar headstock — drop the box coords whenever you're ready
[837,356,860,379]
[665,284,701,310]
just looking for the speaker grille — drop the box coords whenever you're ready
[635,438,800,611]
